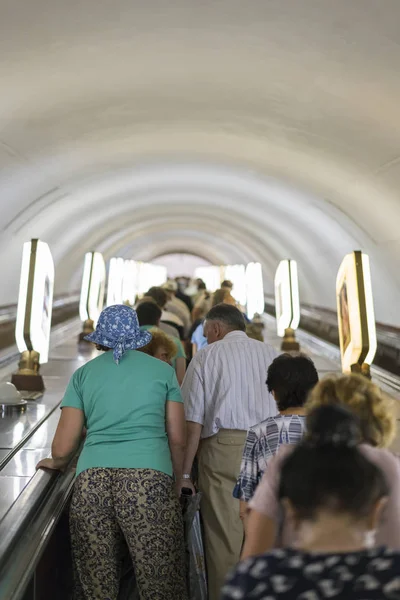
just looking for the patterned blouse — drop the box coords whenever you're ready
[222,547,400,599]
[233,414,306,502]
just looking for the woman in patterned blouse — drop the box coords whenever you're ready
[223,404,400,600]
[233,354,319,529]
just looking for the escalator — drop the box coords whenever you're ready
[0,304,399,600]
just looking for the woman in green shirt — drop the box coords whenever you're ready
[37,305,188,600]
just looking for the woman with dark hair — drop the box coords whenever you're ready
[37,305,188,600]
[223,405,400,599]
[234,354,318,527]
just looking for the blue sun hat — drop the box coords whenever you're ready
[85,305,152,364]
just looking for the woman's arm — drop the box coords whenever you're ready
[166,401,187,489]
[37,407,85,471]
[240,500,250,531]
[175,357,186,386]
[241,509,277,559]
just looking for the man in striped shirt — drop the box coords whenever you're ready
[181,304,279,600]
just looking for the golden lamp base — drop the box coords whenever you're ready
[350,362,371,380]
[11,350,45,392]
[79,319,95,343]
[11,373,45,392]
[281,328,300,352]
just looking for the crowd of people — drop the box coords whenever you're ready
[36,275,400,600]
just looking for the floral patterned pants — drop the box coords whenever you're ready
[70,468,188,600]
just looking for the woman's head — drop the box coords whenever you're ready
[279,404,389,537]
[266,354,319,412]
[306,374,396,448]
[145,287,168,309]
[85,305,152,364]
[136,301,162,327]
[138,328,178,364]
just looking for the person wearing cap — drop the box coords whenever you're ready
[37,305,188,600]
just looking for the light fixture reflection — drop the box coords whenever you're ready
[79,252,106,325]
[274,259,300,337]
[246,262,264,320]
[194,266,221,292]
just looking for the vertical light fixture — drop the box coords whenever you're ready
[106,257,125,306]
[246,262,264,320]
[122,260,138,306]
[274,259,300,350]
[194,266,222,292]
[336,251,377,376]
[13,239,55,392]
[79,252,106,340]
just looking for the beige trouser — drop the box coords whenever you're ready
[198,429,247,600]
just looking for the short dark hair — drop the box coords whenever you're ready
[146,287,168,309]
[205,304,246,332]
[266,354,319,411]
[279,405,389,521]
[221,280,233,289]
[212,288,229,307]
[96,344,111,352]
[136,302,162,327]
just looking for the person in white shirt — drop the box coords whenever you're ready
[162,280,192,338]
[181,304,279,600]
[143,288,184,339]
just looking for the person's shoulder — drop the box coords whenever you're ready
[273,443,296,463]
[250,415,283,436]
[245,336,279,354]
[69,352,113,386]
[192,343,213,363]
[192,322,204,337]
[105,351,174,378]
[135,351,174,371]
[359,445,400,486]
[76,351,109,374]
[359,444,400,469]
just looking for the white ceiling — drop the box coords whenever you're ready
[1,0,400,323]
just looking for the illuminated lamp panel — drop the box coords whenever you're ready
[15,240,55,364]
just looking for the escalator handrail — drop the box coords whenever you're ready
[0,462,77,600]
[0,292,80,323]
[264,294,400,347]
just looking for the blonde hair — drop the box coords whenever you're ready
[305,373,396,448]
[138,328,178,362]
[246,324,264,342]
[212,288,230,307]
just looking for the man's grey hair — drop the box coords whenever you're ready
[205,304,246,332]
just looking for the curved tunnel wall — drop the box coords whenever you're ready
[1,1,400,324]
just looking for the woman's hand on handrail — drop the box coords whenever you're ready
[36,457,68,472]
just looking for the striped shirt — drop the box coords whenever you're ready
[182,331,279,439]
[233,414,306,502]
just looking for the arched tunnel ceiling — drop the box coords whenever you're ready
[1,0,400,324]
